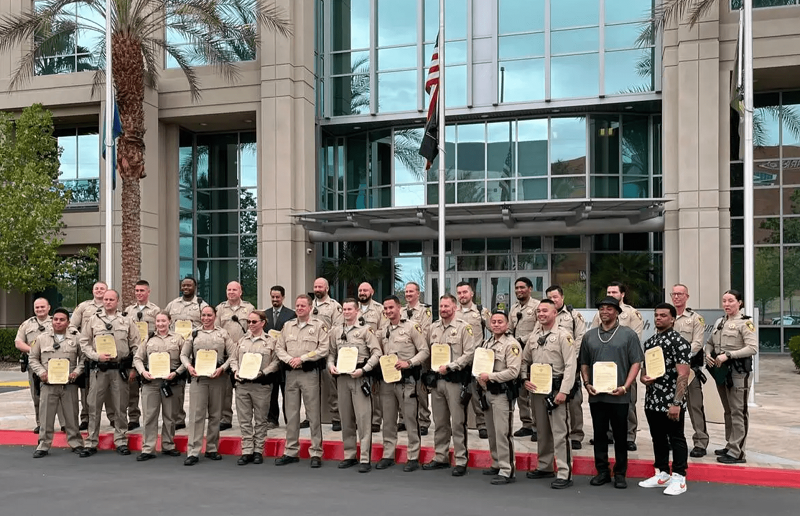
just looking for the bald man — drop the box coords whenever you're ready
[71,281,108,429]
[358,282,389,431]
[312,277,344,430]
[216,281,255,430]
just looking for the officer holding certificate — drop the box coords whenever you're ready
[180,305,236,465]
[522,299,577,489]
[328,299,382,473]
[133,312,186,461]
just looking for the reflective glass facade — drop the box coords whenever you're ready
[33,0,102,75]
[55,127,100,204]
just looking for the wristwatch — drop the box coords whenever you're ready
[724,351,732,360]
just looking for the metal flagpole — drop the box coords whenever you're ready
[742,0,757,402]
[437,0,446,297]
[104,1,114,288]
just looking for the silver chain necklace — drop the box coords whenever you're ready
[597,325,620,344]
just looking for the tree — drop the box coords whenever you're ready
[321,243,401,299]
[0,104,69,293]
[590,253,662,307]
[0,0,292,307]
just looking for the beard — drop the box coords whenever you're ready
[358,294,371,304]
[314,291,325,299]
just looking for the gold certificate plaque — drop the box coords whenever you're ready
[95,335,117,358]
[645,346,666,379]
[336,346,359,374]
[47,358,70,385]
[175,320,193,339]
[239,352,262,380]
[472,348,495,377]
[380,354,402,383]
[593,362,618,393]
[268,329,281,340]
[136,322,149,343]
[529,363,553,395]
[430,344,451,370]
[195,349,218,377]
[148,352,170,379]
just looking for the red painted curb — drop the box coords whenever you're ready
[3,430,797,488]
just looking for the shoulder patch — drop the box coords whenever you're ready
[337,306,343,312]
[511,344,520,356]
[414,323,422,333]
[466,325,473,336]
[635,311,642,320]
[425,308,432,318]
[698,315,705,325]
[567,336,574,345]
[745,321,755,332]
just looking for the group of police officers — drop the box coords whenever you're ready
[15,276,756,490]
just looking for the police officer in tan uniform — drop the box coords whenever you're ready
[376,295,429,472]
[232,310,279,466]
[670,284,708,457]
[329,299,382,473]
[123,280,161,431]
[275,294,329,468]
[476,310,521,485]
[455,281,491,440]
[180,305,236,465]
[71,281,108,429]
[523,299,577,489]
[590,281,643,450]
[404,281,433,434]
[423,294,474,476]
[509,277,540,440]
[79,289,139,457]
[133,311,185,461]
[704,289,757,464]
[312,277,343,431]
[15,297,58,433]
[358,282,388,432]
[216,280,254,431]
[28,308,84,457]
[165,276,209,430]
[546,285,586,450]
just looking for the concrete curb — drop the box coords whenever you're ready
[2,430,797,489]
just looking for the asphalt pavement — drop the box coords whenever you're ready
[0,446,795,516]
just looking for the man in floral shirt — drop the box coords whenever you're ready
[638,303,691,496]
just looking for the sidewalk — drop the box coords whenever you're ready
[2,355,798,487]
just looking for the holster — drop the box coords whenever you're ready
[33,374,41,396]
[20,353,28,373]
[401,365,421,381]
[301,359,324,373]
[731,357,753,374]
[422,370,438,388]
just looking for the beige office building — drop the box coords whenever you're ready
[1,1,799,352]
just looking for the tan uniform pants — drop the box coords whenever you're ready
[338,375,373,463]
[687,375,709,450]
[141,381,182,454]
[30,368,66,429]
[517,384,536,430]
[80,387,89,424]
[285,369,323,458]
[86,369,129,448]
[470,383,486,430]
[236,382,272,455]
[187,375,226,457]
[372,381,382,427]
[431,380,468,466]
[128,376,141,424]
[382,379,421,461]
[486,391,515,478]
[568,387,584,442]
[322,369,339,423]
[398,382,431,429]
[37,383,81,451]
[717,370,750,459]
[222,375,234,424]
[177,382,187,426]
[531,394,572,480]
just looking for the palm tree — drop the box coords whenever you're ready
[0,0,291,306]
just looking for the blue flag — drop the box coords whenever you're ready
[102,101,123,190]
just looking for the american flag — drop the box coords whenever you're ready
[418,34,440,170]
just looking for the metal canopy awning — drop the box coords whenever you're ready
[293,199,669,242]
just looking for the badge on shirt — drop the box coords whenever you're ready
[308,328,315,334]
[451,329,457,336]
[425,308,432,318]
[466,326,474,336]
[567,336,574,346]
[620,313,628,319]
[472,312,480,319]
[548,335,556,343]
[526,309,533,315]
[399,329,406,335]
[698,315,705,325]
[354,331,360,338]
[728,323,736,330]
[511,344,520,356]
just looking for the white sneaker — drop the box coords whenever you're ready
[663,473,687,496]
[638,469,672,488]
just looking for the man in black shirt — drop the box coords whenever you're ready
[638,303,691,496]
[579,297,643,489]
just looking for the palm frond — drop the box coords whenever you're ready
[652,0,719,36]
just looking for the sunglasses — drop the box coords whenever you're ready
[247,320,262,325]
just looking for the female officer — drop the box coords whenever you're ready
[133,312,185,461]
[232,310,280,466]
[181,305,236,465]
[704,289,757,464]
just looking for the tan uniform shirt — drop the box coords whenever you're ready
[404,303,433,335]
[70,299,103,331]
[164,296,209,331]
[479,334,522,384]
[509,298,541,343]
[383,320,429,367]
[428,318,475,371]
[522,326,577,395]
[312,297,344,329]
[29,329,85,380]
[134,331,186,376]
[358,299,388,333]
[231,333,280,377]
[591,302,644,341]
[455,303,491,346]
[123,301,161,335]
[79,311,139,362]
[15,316,53,349]
[328,324,382,374]
[276,319,330,364]
[674,308,705,355]
[180,327,236,371]
[705,313,758,359]
[215,300,255,344]
[545,304,587,355]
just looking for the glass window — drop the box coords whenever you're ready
[518,120,548,176]
[457,181,485,203]
[499,0,545,33]
[332,51,370,74]
[499,59,545,103]
[731,0,799,9]
[377,0,417,47]
[425,0,468,41]
[445,65,467,107]
[606,49,654,94]
[754,93,781,159]
[551,177,586,198]
[606,0,655,24]
[551,0,599,29]
[377,46,417,71]
[487,122,515,179]
[623,115,650,177]
[551,28,599,55]
[377,70,417,112]
[332,74,370,116]
[55,127,100,204]
[551,54,599,98]
[550,118,587,175]
[499,34,545,59]
[519,178,547,200]
[605,24,643,50]
[34,1,101,76]
[332,0,371,51]
[457,124,486,180]
[591,115,621,176]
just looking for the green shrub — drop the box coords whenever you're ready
[0,328,21,361]
[789,335,800,372]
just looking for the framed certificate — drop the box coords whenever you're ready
[529,363,553,395]
[593,362,618,393]
[268,329,281,340]
[136,322,149,343]
[472,348,495,377]
[238,352,262,380]
[175,320,193,339]
[148,352,170,379]
[47,359,70,385]
[195,349,218,377]
[95,335,117,358]
[645,346,666,379]
[336,347,359,374]
[430,344,450,370]
[380,354,402,383]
